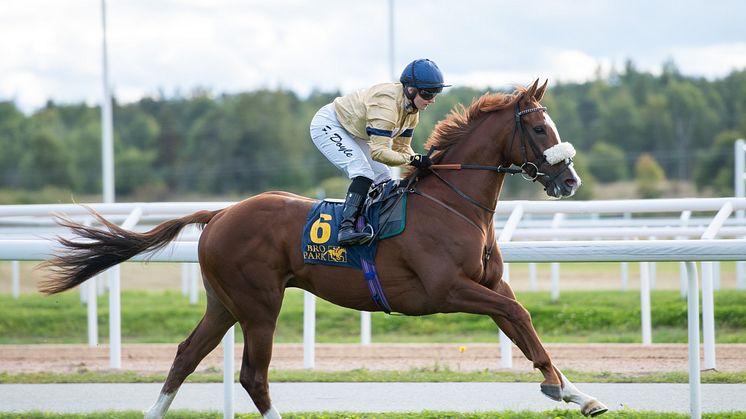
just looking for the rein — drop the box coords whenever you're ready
[430,163,523,174]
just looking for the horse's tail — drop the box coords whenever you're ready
[38,207,222,295]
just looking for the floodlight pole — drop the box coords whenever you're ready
[101,0,120,370]
[388,0,395,81]
[101,0,114,204]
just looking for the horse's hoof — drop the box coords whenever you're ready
[540,383,562,401]
[582,399,609,417]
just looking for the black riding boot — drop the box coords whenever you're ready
[337,176,373,246]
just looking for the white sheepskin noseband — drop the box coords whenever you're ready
[543,142,576,165]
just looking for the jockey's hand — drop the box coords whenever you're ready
[409,154,433,170]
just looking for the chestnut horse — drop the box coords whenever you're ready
[40,80,608,418]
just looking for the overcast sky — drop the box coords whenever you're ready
[2,0,746,113]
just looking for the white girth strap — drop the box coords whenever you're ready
[543,142,576,165]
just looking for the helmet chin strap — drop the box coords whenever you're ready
[403,86,419,111]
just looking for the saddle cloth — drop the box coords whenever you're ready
[301,179,407,269]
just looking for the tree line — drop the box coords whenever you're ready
[0,59,744,203]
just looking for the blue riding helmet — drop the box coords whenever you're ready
[399,59,451,90]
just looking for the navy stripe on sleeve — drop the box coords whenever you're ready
[366,127,393,137]
[400,128,414,137]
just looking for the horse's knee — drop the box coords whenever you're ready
[505,305,550,369]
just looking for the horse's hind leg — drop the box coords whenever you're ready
[145,290,235,419]
[239,322,282,419]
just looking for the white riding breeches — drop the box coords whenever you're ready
[310,103,392,184]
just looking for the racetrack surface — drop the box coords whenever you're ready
[2,343,745,375]
[4,382,746,414]
[3,339,746,415]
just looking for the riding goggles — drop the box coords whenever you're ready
[417,87,442,100]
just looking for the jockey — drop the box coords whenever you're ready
[310,58,450,246]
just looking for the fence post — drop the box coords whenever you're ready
[88,275,98,346]
[524,213,538,291]
[701,261,716,370]
[11,260,20,299]
[527,263,537,290]
[640,262,652,345]
[620,213,631,290]
[686,262,701,419]
[303,291,315,369]
[223,325,235,419]
[620,262,628,291]
[699,201,733,370]
[181,263,189,296]
[109,266,121,369]
[497,205,524,369]
[189,263,199,305]
[360,312,371,345]
[678,211,692,298]
[735,139,746,289]
[550,213,564,302]
[110,206,143,369]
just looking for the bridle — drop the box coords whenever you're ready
[410,102,569,221]
[513,103,550,182]
[511,103,576,188]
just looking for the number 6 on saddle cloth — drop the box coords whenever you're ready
[301,180,407,313]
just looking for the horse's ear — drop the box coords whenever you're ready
[524,79,540,102]
[534,79,549,101]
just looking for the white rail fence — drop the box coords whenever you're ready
[2,198,746,361]
[4,197,746,300]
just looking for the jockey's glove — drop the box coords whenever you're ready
[409,154,433,170]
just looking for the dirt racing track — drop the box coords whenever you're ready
[2,342,746,375]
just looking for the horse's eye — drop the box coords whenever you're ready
[533,126,546,134]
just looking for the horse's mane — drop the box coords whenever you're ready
[424,87,527,160]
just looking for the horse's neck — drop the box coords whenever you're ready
[432,117,511,221]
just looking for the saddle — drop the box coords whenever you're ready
[301,179,408,270]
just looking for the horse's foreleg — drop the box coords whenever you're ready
[486,281,559,386]
[447,278,559,386]
[489,281,608,417]
[492,315,577,403]
[145,292,235,419]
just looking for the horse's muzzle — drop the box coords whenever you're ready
[545,166,581,198]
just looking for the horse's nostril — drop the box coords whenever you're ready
[565,178,577,189]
